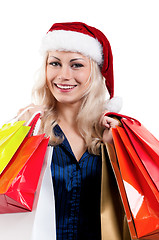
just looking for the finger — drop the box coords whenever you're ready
[102,128,114,145]
[99,110,109,125]
[100,116,112,128]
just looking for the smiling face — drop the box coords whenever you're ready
[46,51,91,106]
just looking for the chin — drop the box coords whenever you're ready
[55,98,80,105]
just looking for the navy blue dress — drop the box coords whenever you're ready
[51,125,102,240]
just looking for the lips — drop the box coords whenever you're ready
[54,83,77,90]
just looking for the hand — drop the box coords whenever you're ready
[99,111,120,145]
[17,104,46,123]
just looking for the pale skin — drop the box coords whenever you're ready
[19,51,119,161]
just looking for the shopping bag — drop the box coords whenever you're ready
[0,120,26,145]
[106,112,159,191]
[0,112,49,213]
[122,118,159,191]
[105,144,137,239]
[0,146,56,240]
[115,126,159,203]
[105,112,159,239]
[0,121,30,174]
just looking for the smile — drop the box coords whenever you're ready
[55,84,77,90]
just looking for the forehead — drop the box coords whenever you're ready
[48,50,90,61]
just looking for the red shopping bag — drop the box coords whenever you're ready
[122,118,159,191]
[106,112,159,191]
[105,112,159,240]
[0,113,49,213]
[0,146,56,240]
[105,143,138,239]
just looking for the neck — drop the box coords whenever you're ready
[56,102,81,128]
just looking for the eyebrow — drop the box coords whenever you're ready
[70,58,86,62]
[48,56,86,62]
[48,56,61,61]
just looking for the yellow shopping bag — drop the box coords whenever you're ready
[0,121,30,174]
[0,121,26,145]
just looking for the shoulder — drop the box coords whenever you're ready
[17,104,45,123]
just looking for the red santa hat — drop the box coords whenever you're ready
[40,22,122,112]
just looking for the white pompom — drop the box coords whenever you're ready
[105,96,123,113]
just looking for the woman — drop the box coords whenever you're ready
[19,22,131,240]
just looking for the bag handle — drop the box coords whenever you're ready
[27,113,41,137]
[3,106,42,136]
[4,106,40,124]
[15,106,42,136]
[105,112,141,126]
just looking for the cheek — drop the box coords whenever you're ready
[46,69,54,81]
[46,69,57,87]
[46,77,54,93]
[80,71,91,87]
[76,68,91,84]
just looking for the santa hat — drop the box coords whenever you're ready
[40,22,122,112]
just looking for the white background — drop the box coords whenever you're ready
[0,0,159,138]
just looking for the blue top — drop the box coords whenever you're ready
[51,125,102,240]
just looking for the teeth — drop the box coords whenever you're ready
[56,84,75,89]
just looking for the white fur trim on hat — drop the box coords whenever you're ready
[105,96,123,113]
[40,30,103,65]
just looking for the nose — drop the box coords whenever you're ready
[58,65,72,80]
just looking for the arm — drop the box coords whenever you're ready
[99,111,121,145]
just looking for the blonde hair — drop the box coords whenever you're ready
[32,53,107,155]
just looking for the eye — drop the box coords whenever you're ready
[71,63,84,68]
[49,61,61,67]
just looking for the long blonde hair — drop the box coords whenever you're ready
[32,53,107,155]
